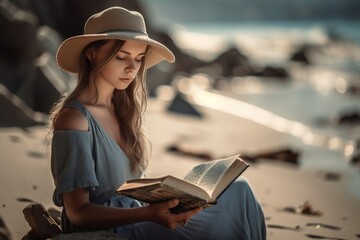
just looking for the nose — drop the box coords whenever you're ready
[125,59,136,73]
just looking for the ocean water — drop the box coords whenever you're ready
[170,20,360,62]
[166,20,360,198]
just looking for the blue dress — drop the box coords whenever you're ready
[51,100,266,239]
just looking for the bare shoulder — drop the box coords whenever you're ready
[54,108,88,131]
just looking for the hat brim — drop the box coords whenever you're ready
[56,32,175,73]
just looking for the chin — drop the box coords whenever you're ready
[115,84,130,90]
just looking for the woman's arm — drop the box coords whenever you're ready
[55,108,202,229]
[63,188,202,229]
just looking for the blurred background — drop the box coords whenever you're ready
[2,0,359,167]
[141,0,360,200]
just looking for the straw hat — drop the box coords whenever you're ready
[56,7,175,73]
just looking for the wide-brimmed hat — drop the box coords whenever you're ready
[56,7,175,73]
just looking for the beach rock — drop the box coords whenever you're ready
[47,208,61,226]
[290,45,311,64]
[349,139,360,167]
[0,0,39,64]
[16,62,62,113]
[36,25,63,58]
[0,84,47,127]
[42,0,147,38]
[21,202,125,240]
[282,201,322,216]
[0,1,69,114]
[166,92,203,118]
[206,47,255,77]
[6,0,147,39]
[22,202,62,239]
[317,109,360,127]
[193,47,290,80]
[146,65,175,96]
[151,31,206,74]
[251,66,289,79]
[267,224,301,232]
[334,111,360,126]
[0,0,40,93]
[324,172,342,181]
[17,198,36,203]
[241,147,301,165]
[166,144,213,160]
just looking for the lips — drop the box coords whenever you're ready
[119,78,132,83]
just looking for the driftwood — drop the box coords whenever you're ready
[21,203,125,240]
[22,202,62,240]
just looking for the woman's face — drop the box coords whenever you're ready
[92,40,147,90]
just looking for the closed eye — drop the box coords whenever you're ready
[116,55,143,62]
[135,57,144,62]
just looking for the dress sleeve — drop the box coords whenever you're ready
[51,130,99,206]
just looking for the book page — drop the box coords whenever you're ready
[182,155,238,194]
[211,158,249,199]
[117,154,247,212]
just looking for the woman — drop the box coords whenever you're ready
[49,6,266,239]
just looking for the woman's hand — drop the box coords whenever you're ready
[146,199,202,229]
[63,189,201,229]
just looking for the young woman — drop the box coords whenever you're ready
[49,6,266,239]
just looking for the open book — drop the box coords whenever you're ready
[116,154,249,213]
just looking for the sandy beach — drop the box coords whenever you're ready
[146,99,360,240]
[0,98,359,239]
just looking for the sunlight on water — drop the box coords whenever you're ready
[170,22,330,63]
[187,87,352,154]
[170,24,229,60]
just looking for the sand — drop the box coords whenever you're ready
[0,98,359,240]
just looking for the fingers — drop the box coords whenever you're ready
[182,206,203,219]
[170,219,187,229]
[179,219,188,227]
[167,199,179,209]
[152,200,203,229]
[172,207,202,228]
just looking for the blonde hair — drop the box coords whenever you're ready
[48,40,149,174]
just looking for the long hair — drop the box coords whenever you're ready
[48,40,149,174]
